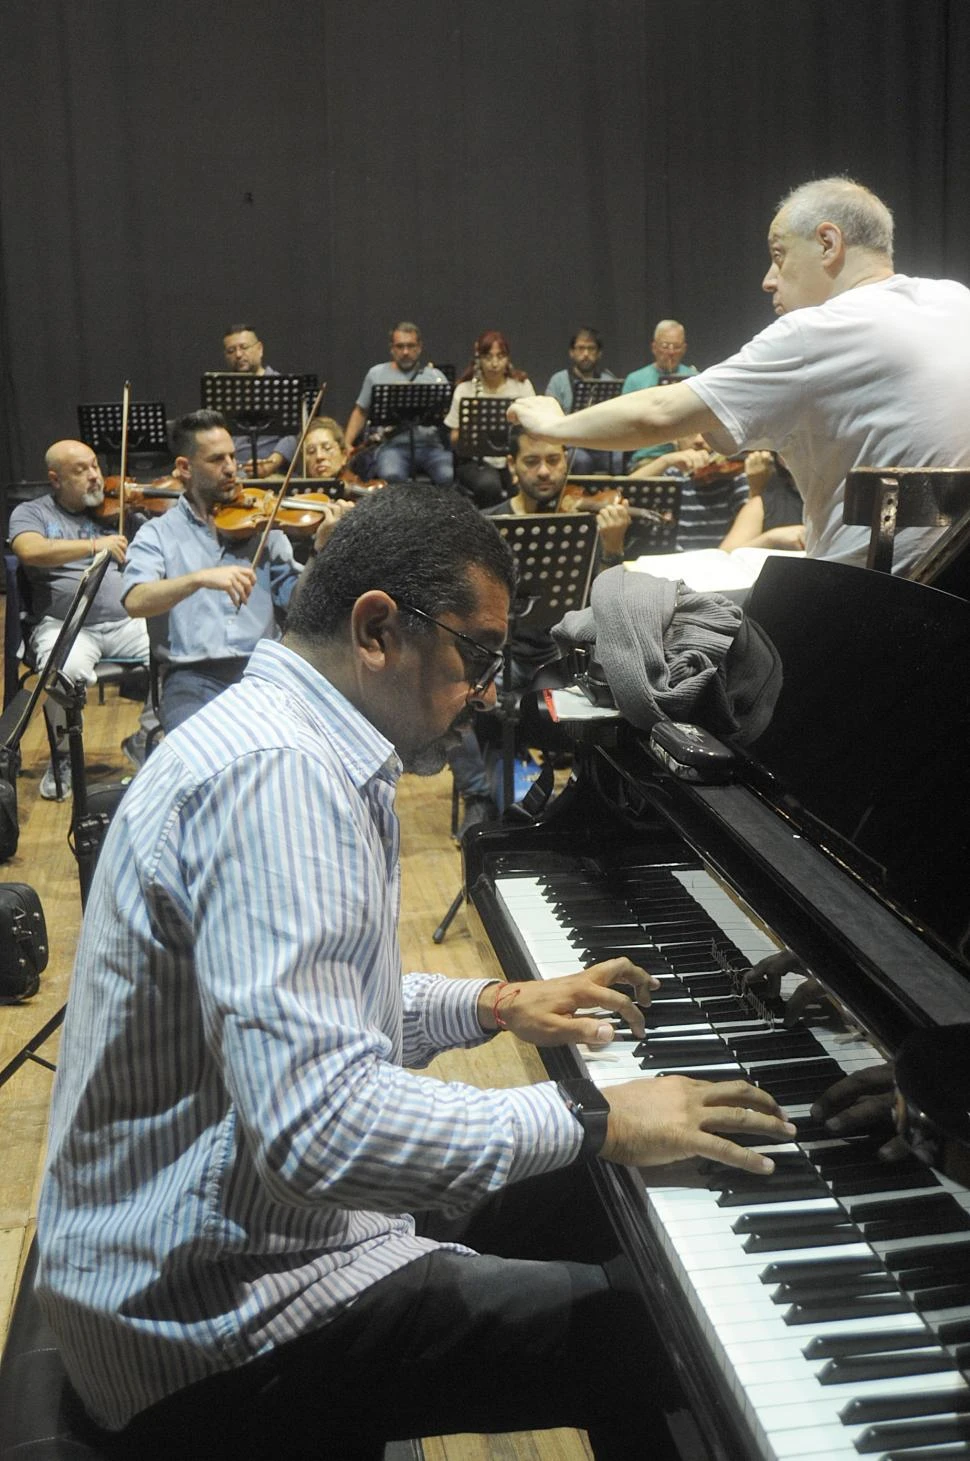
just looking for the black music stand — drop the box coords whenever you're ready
[456,396,512,459]
[433,513,597,942]
[201,373,305,474]
[566,475,682,555]
[369,382,451,479]
[77,400,168,476]
[844,467,970,574]
[570,378,623,412]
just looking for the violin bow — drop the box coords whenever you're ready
[249,384,327,573]
[117,380,131,541]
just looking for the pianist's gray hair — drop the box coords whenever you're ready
[779,177,894,258]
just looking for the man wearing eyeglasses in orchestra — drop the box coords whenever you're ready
[345,321,454,486]
[38,483,792,1460]
[219,323,298,479]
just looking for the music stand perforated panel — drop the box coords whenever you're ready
[77,401,168,453]
[565,477,681,553]
[457,397,511,456]
[369,383,451,429]
[489,513,598,628]
[570,378,623,411]
[200,373,304,433]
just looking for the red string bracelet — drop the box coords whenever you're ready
[492,983,520,1031]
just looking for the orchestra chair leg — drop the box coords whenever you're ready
[432,888,464,944]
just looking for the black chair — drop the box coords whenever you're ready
[0,1240,108,1459]
[843,466,970,573]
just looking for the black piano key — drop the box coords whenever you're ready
[866,1214,970,1242]
[752,1059,844,1085]
[849,1192,957,1225]
[898,1266,970,1294]
[784,1292,913,1324]
[733,1208,854,1235]
[803,1327,936,1359]
[843,1388,970,1425]
[729,1031,828,1060]
[819,1348,956,1383]
[760,1254,884,1284]
[640,1048,737,1070]
[641,1006,711,1029]
[878,1447,970,1460]
[832,1166,941,1197]
[887,1243,970,1273]
[719,1182,829,1207]
[914,1283,970,1314]
[938,1319,970,1346]
[742,1226,864,1252]
[771,1275,898,1304]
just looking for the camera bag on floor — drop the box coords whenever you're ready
[0,882,48,1002]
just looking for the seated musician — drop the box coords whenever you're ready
[303,415,353,481]
[630,433,754,549]
[121,409,337,733]
[444,330,535,507]
[219,323,298,478]
[622,318,697,466]
[717,451,805,553]
[8,440,155,799]
[344,320,453,485]
[35,484,793,1460]
[544,326,619,475]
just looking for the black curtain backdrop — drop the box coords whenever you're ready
[0,0,967,481]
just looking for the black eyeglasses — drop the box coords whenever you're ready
[397,602,504,696]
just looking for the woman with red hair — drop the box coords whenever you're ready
[445,330,535,506]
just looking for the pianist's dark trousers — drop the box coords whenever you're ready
[90,1169,679,1459]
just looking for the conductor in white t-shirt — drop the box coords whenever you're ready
[511,177,970,574]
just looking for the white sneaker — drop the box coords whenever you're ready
[39,757,72,801]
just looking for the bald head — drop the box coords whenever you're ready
[46,440,104,511]
[776,177,894,259]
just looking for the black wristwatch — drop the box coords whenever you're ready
[557,1078,610,1162]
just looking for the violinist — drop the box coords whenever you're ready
[122,410,314,733]
[8,440,155,799]
[629,433,753,550]
[303,416,355,482]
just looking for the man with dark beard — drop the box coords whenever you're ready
[37,485,793,1459]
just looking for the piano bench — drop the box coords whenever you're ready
[0,1242,107,1459]
[0,1242,423,1461]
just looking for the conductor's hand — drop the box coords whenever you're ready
[811,1064,906,1158]
[507,395,567,440]
[196,563,257,607]
[92,534,128,565]
[602,1076,795,1172]
[478,959,658,1048]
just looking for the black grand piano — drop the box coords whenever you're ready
[464,557,970,1460]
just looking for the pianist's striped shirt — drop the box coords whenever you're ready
[36,640,580,1430]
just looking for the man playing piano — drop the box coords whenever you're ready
[35,486,793,1459]
[511,177,970,574]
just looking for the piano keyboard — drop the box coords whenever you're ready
[492,860,970,1459]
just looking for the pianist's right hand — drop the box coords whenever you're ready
[601,1076,796,1175]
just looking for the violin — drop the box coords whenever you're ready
[95,475,184,523]
[556,481,669,525]
[692,454,747,484]
[210,482,355,540]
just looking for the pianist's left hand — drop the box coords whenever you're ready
[477,958,658,1047]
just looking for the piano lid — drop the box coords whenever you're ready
[732,557,970,977]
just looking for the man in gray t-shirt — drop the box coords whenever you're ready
[345,321,453,485]
[8,440,154,798]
